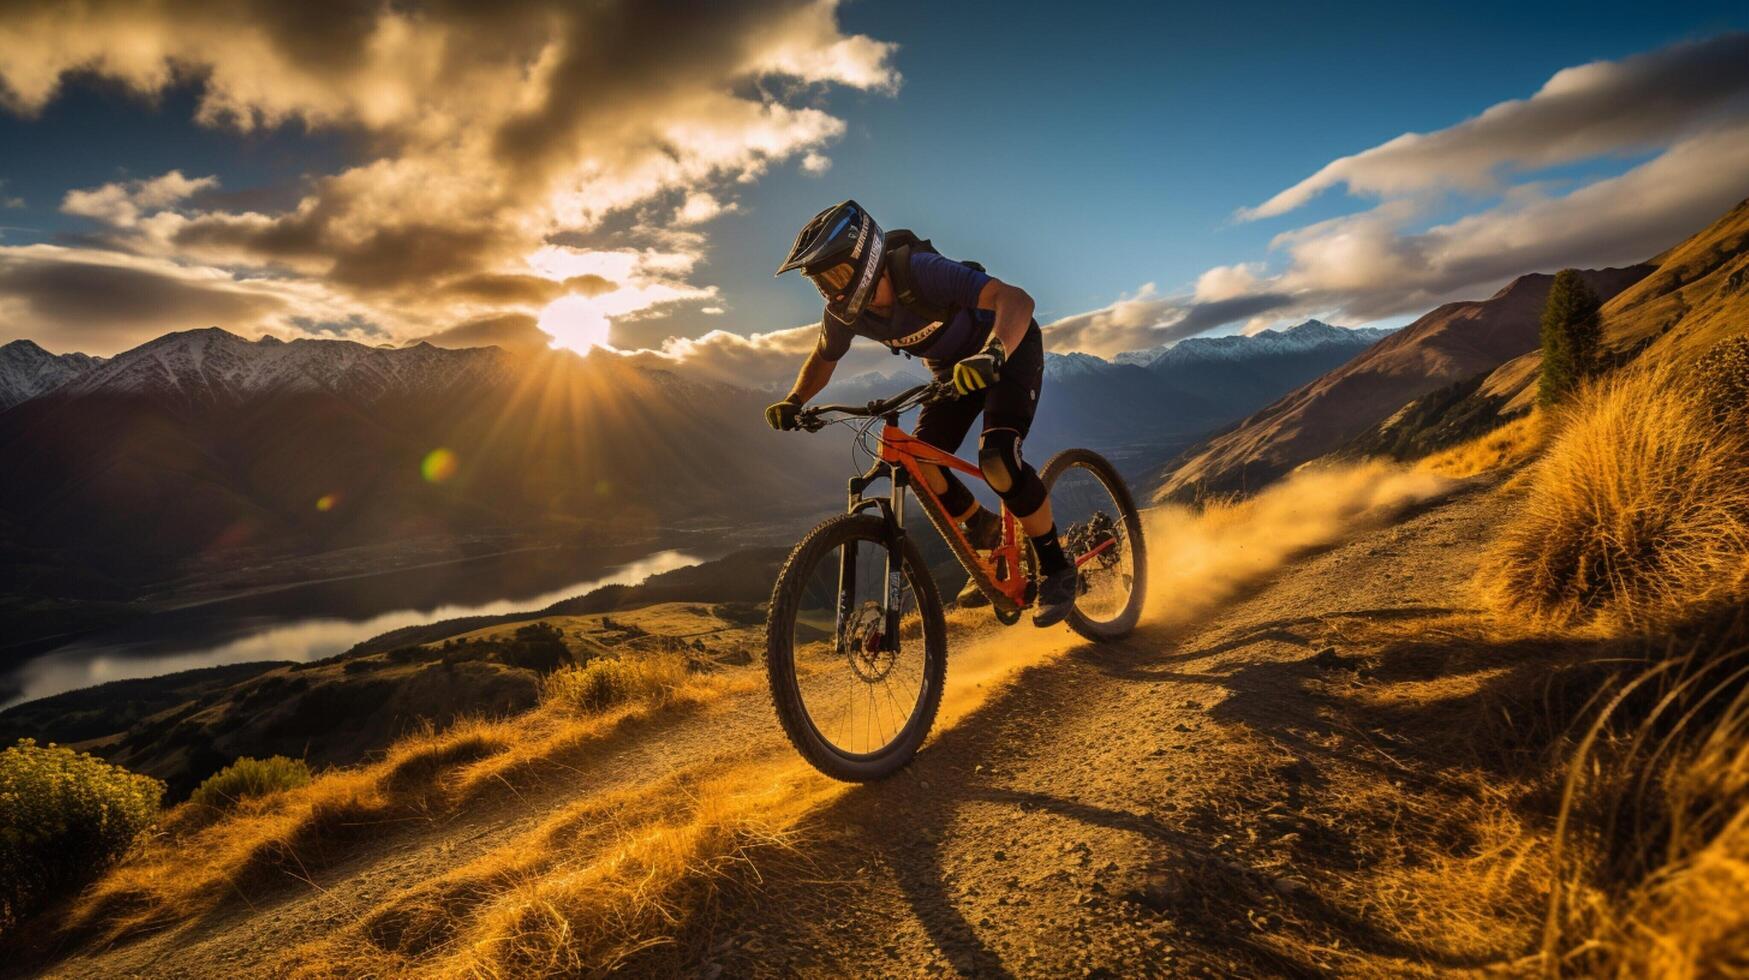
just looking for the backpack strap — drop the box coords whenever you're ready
[888,246,952,324]
[884,229,987,357]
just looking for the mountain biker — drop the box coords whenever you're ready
[767,200,1077,627]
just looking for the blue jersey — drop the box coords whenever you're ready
[817,251,994,365]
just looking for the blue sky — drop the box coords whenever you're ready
[1,1,1746,376]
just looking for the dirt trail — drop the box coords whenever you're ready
[707,474,1497,976]
[34,466,1496,978]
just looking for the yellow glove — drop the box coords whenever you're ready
[952,338,1006,397]
[765,398,802,431]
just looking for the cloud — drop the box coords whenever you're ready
[416,313,554,355]
[1239,33,1749,220]
[61,170,218,228]
[1193,263,1266,302]
[1041,284,1296,358]
[0,0,897,354]
[1267,119,1749,320]
[673,192,735,227]
[611,320,909,390]
[0,245,288,352]
[1040,33,1749,356]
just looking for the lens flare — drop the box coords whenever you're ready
[421,448,459,483]
[315,493,339,512]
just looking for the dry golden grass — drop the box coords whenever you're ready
[1476,342,1749,975]
[1485,361,1749,633]
[1415,410,1545,479]
[286,761,838,978]
[1541,638,1749,977]
[56,655,737,950]
[541,652,694,714]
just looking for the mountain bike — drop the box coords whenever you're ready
[765,380,1146,780]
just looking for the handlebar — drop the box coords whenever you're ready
[797,380,959,432]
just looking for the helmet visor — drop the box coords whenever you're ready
[806,262,856,304]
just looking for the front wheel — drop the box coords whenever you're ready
[765,513,948,781]
[1040,448,1147,641]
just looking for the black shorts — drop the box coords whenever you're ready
[915,321,1043,453]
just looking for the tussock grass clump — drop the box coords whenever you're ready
[189,756,313,809]
[0,740,163,932]
[542,652,692,713]
[1544,634,1749,976]
[1486,360,1749,631]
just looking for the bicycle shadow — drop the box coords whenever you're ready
[735,595,1504,976]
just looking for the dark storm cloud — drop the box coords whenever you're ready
[416,313,553,354]
[0,250,283,352]
[434,273,618,306]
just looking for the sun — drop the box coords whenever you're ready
[537,294,614,353]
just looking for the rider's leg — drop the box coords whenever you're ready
[913,389,987,526]
[972,323,1076,626]
[914,376,1001,608]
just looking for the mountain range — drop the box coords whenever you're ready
[0,317,1393,633]
[0,330,845,605]
[0,339,104,410]
[816,319,1393,463]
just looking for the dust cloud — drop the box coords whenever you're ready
[934,461,1454,725]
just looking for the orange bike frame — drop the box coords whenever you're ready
[875,422,1031,608]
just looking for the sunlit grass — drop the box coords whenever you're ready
[1415,410,1545,480]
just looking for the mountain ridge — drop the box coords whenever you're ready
[0,339,104,409]
[1157,266,1656,501]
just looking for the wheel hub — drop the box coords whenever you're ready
[844,600,898,681]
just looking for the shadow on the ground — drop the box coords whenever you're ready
[716,589,1625,976]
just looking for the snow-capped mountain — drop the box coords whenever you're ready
[1118,320,1394,370]
[0,339,103,409]
[61,327,518,406]
[1042,351,1120,379]
[0,325,849,599]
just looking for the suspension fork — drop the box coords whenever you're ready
[836,430,908,654]
[884,466,907,650]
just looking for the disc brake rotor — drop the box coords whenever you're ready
[843,599,898,682]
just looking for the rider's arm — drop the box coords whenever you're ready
[785,347,838,405]
[976,278,1036,358]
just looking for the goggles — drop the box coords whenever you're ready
[806,262,857,304]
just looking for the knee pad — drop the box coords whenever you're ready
[979,430,1048,517]
[978,429,1022,493]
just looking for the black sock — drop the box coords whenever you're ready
[1030,525,1070,575]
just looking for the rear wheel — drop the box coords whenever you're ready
[765,513,948,781]
[1040,448,1147,641]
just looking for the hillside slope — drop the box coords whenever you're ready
[10,466,1535,978]
[1157,267,1651,500]
[1481,196,1749,416]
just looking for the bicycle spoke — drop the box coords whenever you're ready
[788,533,930,759]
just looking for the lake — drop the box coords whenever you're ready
[0,546,701,709]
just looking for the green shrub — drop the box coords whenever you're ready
[1539,269,1603,406]
[501,622,571,673]
[0,739,163,931]
[188,755,313,809]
